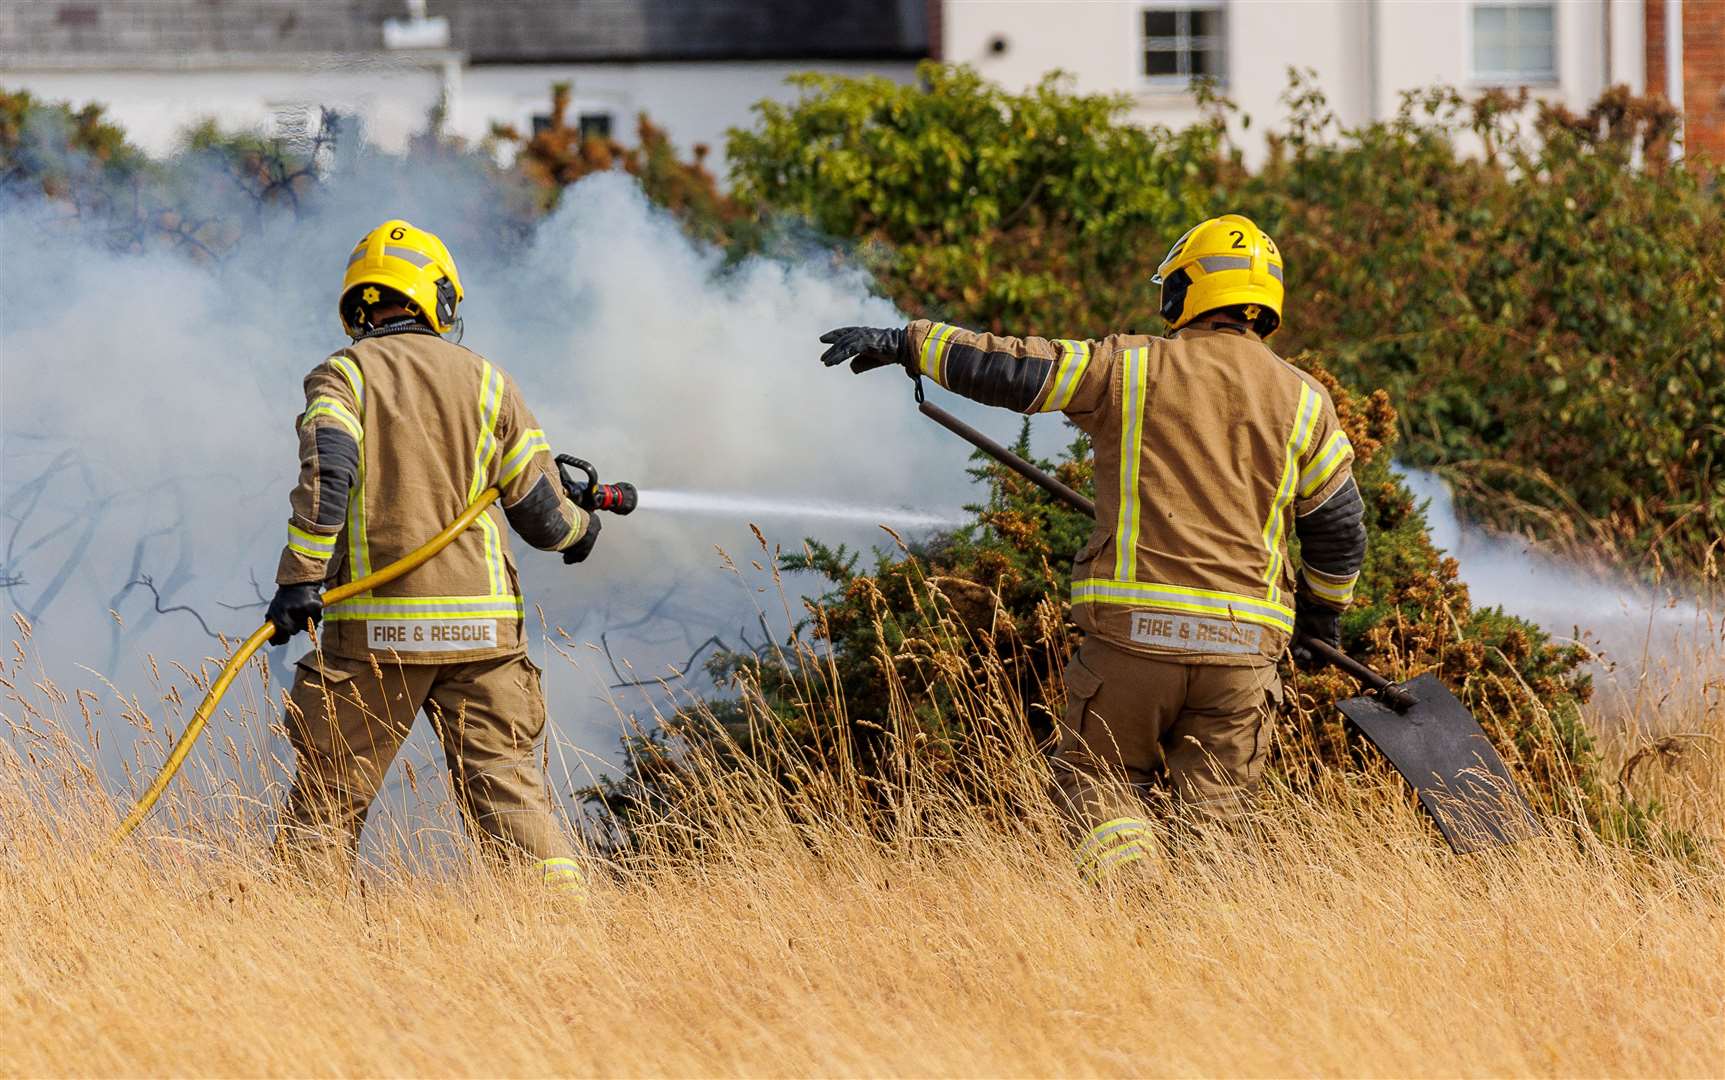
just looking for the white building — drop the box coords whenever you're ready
[939,0,1653,163]
[0,1,928,169]
[3,1,1694,173]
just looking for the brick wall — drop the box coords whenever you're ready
[1645,0,1725,160]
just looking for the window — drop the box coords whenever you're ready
[267,102,314,147]
[577,113,613,141]
[1471,2,1557,85]
[1141,3,1226,88]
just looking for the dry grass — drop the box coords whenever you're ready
[3,602,1723,1079]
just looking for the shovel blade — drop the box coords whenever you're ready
[1336,672,1542,853]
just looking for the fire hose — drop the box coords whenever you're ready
[108,454,638,848]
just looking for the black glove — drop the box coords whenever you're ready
[562,514,602,565]
[1290,593,1341,672]
[818,326,909,375]
[266,583,323,647]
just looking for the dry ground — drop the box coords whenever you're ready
[2,616,1722,1078]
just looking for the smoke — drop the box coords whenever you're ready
[0,153,1009,786]
[1399,468,1721,720]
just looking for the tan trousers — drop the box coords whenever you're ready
[277,649,573,875]
[1052,637,1281,830]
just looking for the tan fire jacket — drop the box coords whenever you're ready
[907,319,1362,665]
[275,324,590,664]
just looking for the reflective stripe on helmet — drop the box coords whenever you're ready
[1195,254,1252,273]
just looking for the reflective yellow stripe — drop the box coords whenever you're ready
[1302,566,1359,605]
[1299,429,1353,498]
[1072,577,1295,634]
[919,322,961,383]
[1114,347,1149,581]
[1038,339,1092,413]
[477,510,508,597]
[286,524,336,560]
[301,396,362,440]
[327,355,364,412]
[556,514,586,552]
[1074,817,1153,884]
[323,594,526,621]
[1262,384,1321,598]
[468,362,505,503]
[326,355,371,585]
[498,428,550,487]
[537,857,587,897]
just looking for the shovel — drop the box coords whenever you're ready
[918,397,1541,853]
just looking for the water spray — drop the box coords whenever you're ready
[635,489,969,531]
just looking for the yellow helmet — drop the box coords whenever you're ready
[1152,213,1284,336]
[339,219,464,337]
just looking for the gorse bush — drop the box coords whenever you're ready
[590,369,1675,853]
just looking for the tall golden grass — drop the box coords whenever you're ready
[2,583,1721,1078]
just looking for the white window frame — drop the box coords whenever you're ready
[1468,0,1560,87]
[1139,1,1228,91]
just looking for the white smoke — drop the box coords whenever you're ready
[0,158,1012,789]
[1399,468,1722,724]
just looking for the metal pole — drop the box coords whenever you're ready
[917,400,1096,517]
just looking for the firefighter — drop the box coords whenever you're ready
[818,214,1367,880]
[265,219,595,897]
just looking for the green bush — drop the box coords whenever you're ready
[727,64,1725,576]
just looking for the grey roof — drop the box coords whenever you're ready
[448,1,928,63]
[0,1,928,63]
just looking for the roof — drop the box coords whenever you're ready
[447,0,928,64]
[0,0,929,64]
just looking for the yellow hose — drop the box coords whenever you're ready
[107,488,502,847]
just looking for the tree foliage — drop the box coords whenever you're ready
[726,64,1725,576]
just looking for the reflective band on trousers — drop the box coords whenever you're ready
[1038,339,1092,414]
[1074,817,1153,883]
[1262,383,1321,600]
[1114,347,1150,582]
[323,594,526,621]
[537,857,587,897]
[1072,577,1295,634]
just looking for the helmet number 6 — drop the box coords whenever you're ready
[389,226,406,240]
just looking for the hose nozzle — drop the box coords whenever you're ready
[555,454,638,515]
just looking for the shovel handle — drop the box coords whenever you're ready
[918,400,1097,517]
[1306,639,1417,711]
